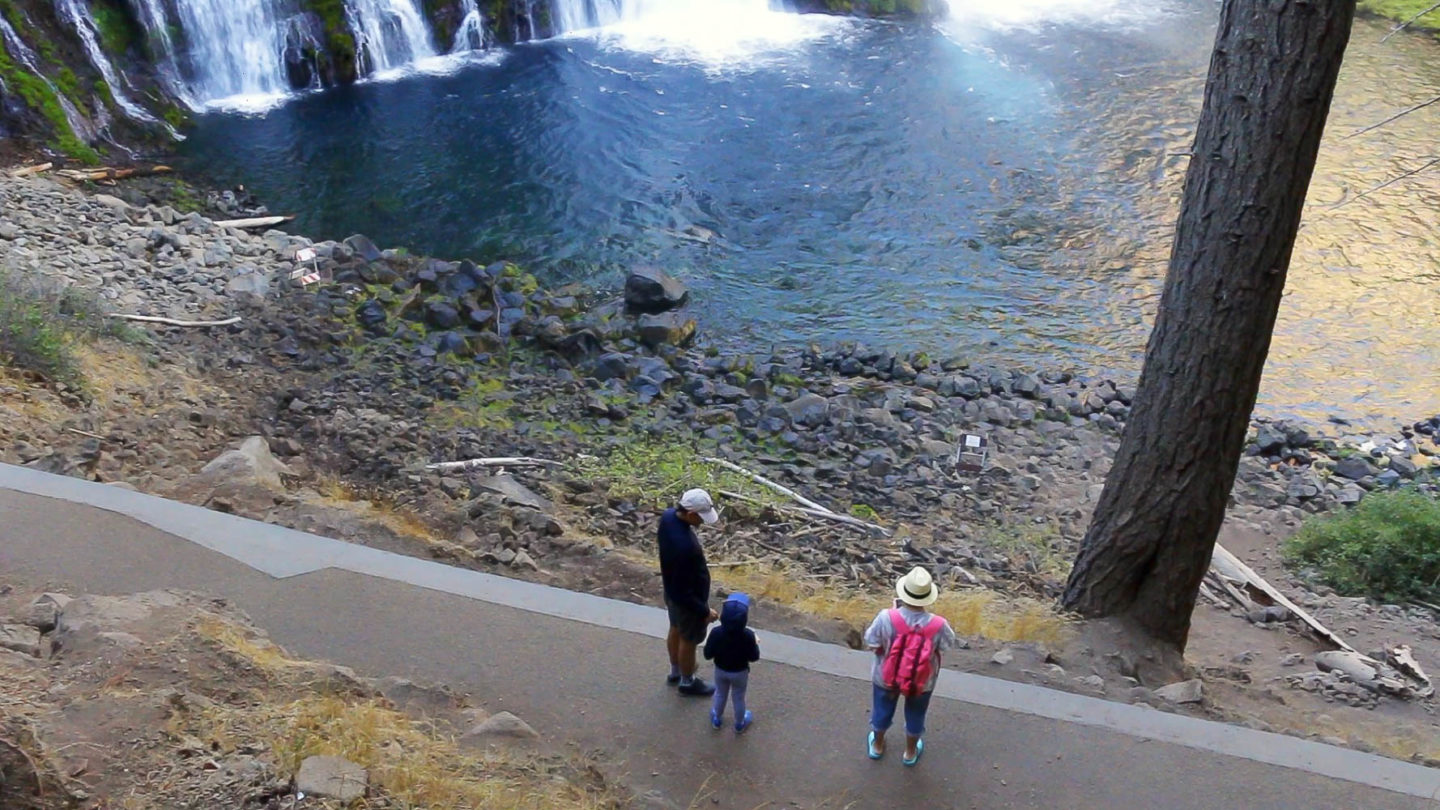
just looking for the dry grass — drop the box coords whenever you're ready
[310,476,446,545]
[714,565,1072,645]
[192,614,622,809]
[195,614,309,675]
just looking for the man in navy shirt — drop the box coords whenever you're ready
[659,488,721,696]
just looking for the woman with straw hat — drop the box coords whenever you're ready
[863,566,960,767]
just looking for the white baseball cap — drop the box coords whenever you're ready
[679,488,720,524]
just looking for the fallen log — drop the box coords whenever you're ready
[702,456,837,516]
[10,162,53,177]
[213,215,295,230]
[718,489,890,537]
[425,457,563,472]
[1387,645,1434,698]
[1208,543,1355,653]
[1314,650,1413,697]
[106,313,241,327]
[57,165,173,182]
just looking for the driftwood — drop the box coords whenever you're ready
[57,165,172,182]
[10,162,53,177]
[718,489,889,537]
[1315,650,1416,697]
[106,314,241,327]
[1387,645,1434,698]
[213,215,295,230]
[1209,543,1355,653]
[425,457,564,472]
[702,456,836,516]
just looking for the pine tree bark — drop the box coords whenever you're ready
[1060,0,1356,649]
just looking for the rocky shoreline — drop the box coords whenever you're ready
[3,167,1440,767]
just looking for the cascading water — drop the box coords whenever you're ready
[346,0,436,73]
[548,0,845,64]
[53,0,169,129]
[164,0,294,106]
[129,0,197,109]
[0,13,94,140]
[452,0,486,52]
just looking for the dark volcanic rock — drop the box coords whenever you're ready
[425,301,462,330]
[343,234,383,263]
[1332,456,1378,481]
[625,267,689,315]
[637,312,697,348]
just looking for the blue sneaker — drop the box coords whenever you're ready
[735,710,753,734]
[710,709,723,729]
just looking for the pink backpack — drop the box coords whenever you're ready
[881,610,944,697]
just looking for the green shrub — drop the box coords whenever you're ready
[0,272,146,389]
[1283,490,1440,603]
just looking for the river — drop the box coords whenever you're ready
[178,0,1440,429]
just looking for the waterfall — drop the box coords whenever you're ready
[129,0,197,109]
[166,0,294,105]
[52,0,168,128]
[452,0,486,52]
[346,0,436,74]
[0,13,95,140]
[552,0,626,33]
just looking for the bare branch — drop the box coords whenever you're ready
[1380,0,1440,42]
[1328,155,1440,211]
[1346,93,1440,139]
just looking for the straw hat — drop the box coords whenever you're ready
[895,566,938,607]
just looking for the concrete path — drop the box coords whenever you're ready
[2,463,1437,809]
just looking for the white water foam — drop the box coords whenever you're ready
[553,0,848,68]
[941,0,1172,33]
[347,0,437,73]
[453,0,487,51]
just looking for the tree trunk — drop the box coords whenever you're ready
[1060,0,1356,649]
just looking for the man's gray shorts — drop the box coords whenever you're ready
[666,599,708,644]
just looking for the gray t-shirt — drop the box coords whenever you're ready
[863,606,960,692]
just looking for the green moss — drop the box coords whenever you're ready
[0,42,100,164]
[91,0,137,55]
[162,104,187,130]
[1359,0,1440,33]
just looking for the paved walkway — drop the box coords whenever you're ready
[1,463,1437,809]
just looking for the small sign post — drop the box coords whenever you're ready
[956,433,988,472]
[290,247,322,286]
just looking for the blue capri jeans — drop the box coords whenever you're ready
[870,683,935,736]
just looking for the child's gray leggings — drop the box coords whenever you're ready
[712,668,749,720]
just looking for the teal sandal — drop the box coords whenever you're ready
[902,739,925,767]
[866,731,884,760]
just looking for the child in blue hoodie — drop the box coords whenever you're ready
[703,592,761,732]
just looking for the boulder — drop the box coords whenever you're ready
[356,299,388,328]
[1153,679,1204,704]
[26,592,72,633]
[343,234,384,263]
[1332,456,1378,481]
[425,300,462,330]
[296,755,367,802]
[198,437,293,491]
[785,393,830,428]
[637,312,697,348]
[461,711,539,744]
[226,270,271,304]
[51,591,187,660]
[624,267,689,314]
[0,624,42,657]
[1253,425,1286,454]
[471,474,553,512]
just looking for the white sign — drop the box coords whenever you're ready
[294,247,317,262]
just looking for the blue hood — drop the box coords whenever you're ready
[720,593,750,631]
